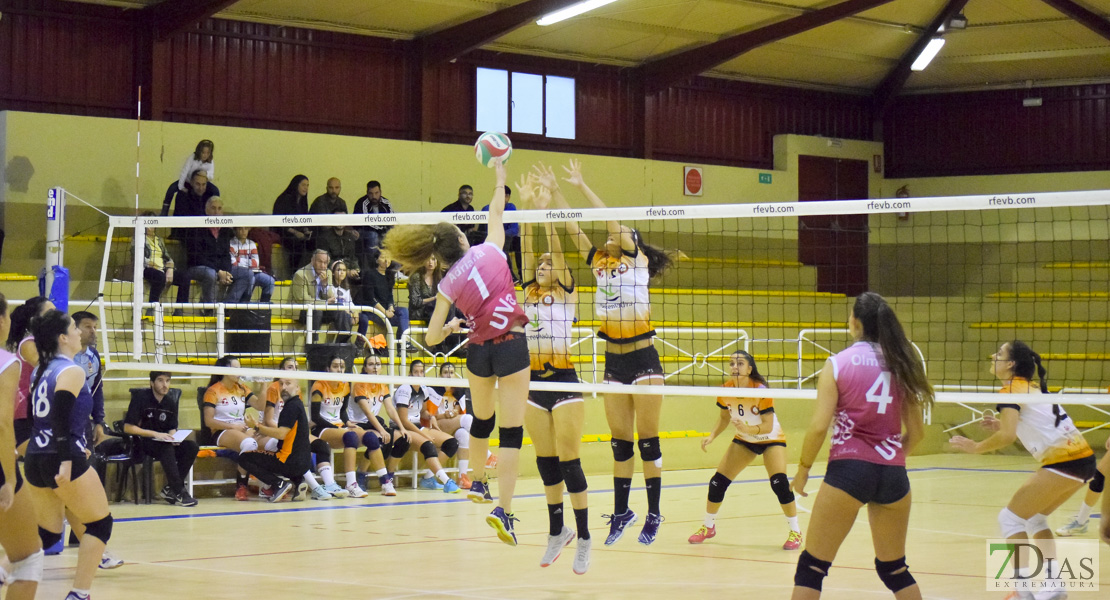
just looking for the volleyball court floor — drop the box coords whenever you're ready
[31,454,1110,599]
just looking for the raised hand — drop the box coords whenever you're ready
[493,157,507,185]
[561,159,584,188]
[532,162,558,190]
[534,185,553,210]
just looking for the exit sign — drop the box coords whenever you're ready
[758,173,772,184]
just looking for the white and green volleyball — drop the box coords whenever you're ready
[474,131,512,167]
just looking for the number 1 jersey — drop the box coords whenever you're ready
[438,242,528,344]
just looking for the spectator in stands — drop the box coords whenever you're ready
[133,211,189,315]
[326,260,356,344]
[123,371,199,507]
[481,185,522,284]
[407,255,440,323]
[310,178,348,215]
[178,140,215,192]
[71,311,105,449]
[291,249,350,336]
[230,226,275,303]
[273,175,313,273]
[358,248,412,351]
[353,180,393,251]
[316,211,360,274]
[162,169,218,219]
[441,185,482,246]
[178,197,253,314]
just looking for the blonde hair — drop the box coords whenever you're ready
[384,223,466,274]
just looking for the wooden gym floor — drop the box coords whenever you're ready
[21,454,1110,599]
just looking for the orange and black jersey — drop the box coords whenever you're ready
[275,395,311,473]
[310,380,351,429]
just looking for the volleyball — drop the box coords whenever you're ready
[474,131,512,167]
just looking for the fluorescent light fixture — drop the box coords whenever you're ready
[537,0,620,26]
[910,37,945,72]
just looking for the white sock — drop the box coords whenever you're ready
[436,469,450,484]
[302,472,318,487]
[318,465,337,487]
[458,459,469,475]
[71,590,90,600]
[1077,502,1094,523]
[346,471,358,487]
[373,468,388,477]
[787,516,800,532]
[704,512,716,528]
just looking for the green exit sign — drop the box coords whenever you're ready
[758,173,772,184]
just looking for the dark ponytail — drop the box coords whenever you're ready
[7,296,50,352]
[28,309,73,401]
[853,292,934,407]
[208,355,238,388]
[732,350,768,387]
[1008,340,1048,393]
[630,229,676,279]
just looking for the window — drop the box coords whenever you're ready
[475,67,575,139]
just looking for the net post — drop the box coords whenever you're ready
[45,187,66,293]
[215,303,226,358]
[132,220,146,361]
[304,305,313,347]
[97,222,115,366]
[154,304,165,364]
[796,331,806,390]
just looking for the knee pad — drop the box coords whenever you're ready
[342,430,360,449]
[875,557,916,593]
[264,438,279,453]
[794,550,832,591]
[1091,470,1105,493]
[536,455,563,487]
[999,508,1028,538]
[611,438,635,462]
[454,427,469,449]
[390,435,410,458]
[361,432,381,452]
[420,440,438,460]
[470,414,496,439]
[311,438,332,460]
[441,437,459,458]
[770,473,795,505]
[460,413,474,432]
[1027,513,1050,536]
[638,436,662,466]
[498,426,523,450]
[8,549,44,583]
[708,472,732,503]
[559,459,588,494]
[239,437,258,453]
[37,527,62,552]
[83,514,113,545]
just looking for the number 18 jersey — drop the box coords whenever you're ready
[827,342,906,466]
[438,242,528,344]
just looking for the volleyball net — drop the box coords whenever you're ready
[92,188,1110,411]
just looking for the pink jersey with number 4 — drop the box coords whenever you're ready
[438,242,528,344]
[827,341,906,466]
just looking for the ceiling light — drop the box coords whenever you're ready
[948,13,968,29]
[910,37,945,71]
[537,0,620,26]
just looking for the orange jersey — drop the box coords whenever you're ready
[998,377,1092,466]
[589,247,655,344]
[524,281,576,371]
[716,379,786,444]
[265,381,284,417]
[349,382,389,424]
[203,381,254,426]
[311,380,350,426]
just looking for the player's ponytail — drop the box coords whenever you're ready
[384,222,466,274]
[631,229,681,279]
[7,296,50,352]
[208,355,238,388]
[1008,340,1048,393]
[854,292,934,407]
[28,309,73,401]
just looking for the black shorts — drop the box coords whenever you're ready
[23,453,91,490]
[604,345,664,385]
[1043,455,1098,482]
[14,417,33,446]
[823,459,910,505]
[529,368,582,412]
[467,331,530,378]
[0,462,22,494]
[731,438,786,455]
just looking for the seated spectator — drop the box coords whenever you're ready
[178,197,252,314]
[123,371,200,507]
[316,212,360,275]
[407,255,440,323]
[272,175,313,273]
[310,178,349,215]
[178,139,215,192]
[230,226,275,303]
[290,249,350,336]
[358,248,411,351]
[480,185,522,284]
[162,169,220,240]
[325,259,356,343]
[241,378,312,503]
[132,211,190,315]
[248,227,281,279]
[441,184,483,247]
[353,180,393,251]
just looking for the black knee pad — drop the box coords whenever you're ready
[769,473,795,505]
[420,440,438,460]
[875,557,916,593]
[470,414,496,439]
[390,435,410,458]
[708,471,732,503]
[38,527,62,550]
[311,438,332,460]
[362,431,381,452]
[536,455,563,487]
[342,430,360,449]
[83,514,114,545]
[498,426,523,450]
[638,436,661,462]
[794,550,832,591]
[559,459,587,494]
[611,438,634,462]
[1091,470,1105,494]
[440,437,459,458]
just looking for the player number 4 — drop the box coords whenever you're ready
[865,372,894,415]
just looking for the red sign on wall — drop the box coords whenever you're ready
[684,166,703,196]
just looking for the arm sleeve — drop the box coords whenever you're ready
[996,403,1021,413]
[52,389,77,459]
[310,397,333,429]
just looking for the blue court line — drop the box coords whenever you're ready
[113,465,1032,524]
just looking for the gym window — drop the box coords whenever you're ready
[475,67,576,139]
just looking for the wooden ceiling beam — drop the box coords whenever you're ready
[1038,0,1110,41]
[419,0,585,65]
[138,0,240,40]
[870,0,969,116]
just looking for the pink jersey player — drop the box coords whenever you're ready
[827,341,906,466]
[437,242,528,344]
[15,336,34,421]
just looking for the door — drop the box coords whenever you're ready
[797,155,869,296]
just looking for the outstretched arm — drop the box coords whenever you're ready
[534,162,592,259]
[562,159,636,253]
[484,160,508,249]
[517,174,537,282]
